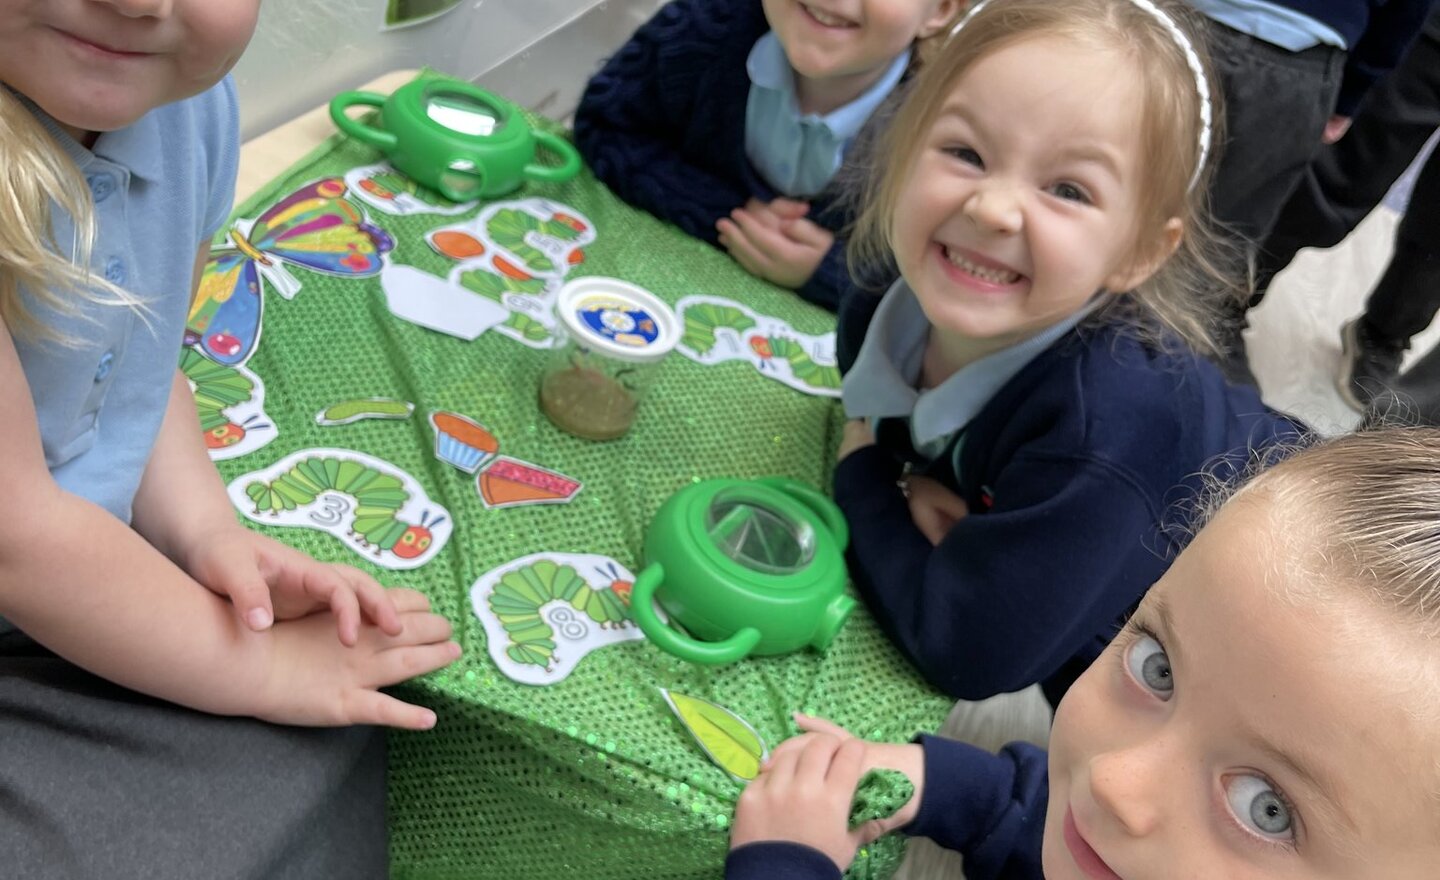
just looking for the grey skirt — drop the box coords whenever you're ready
[0,631,387,879]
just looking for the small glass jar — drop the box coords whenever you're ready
[540,277,679,441]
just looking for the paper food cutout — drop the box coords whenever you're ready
[181,347,277,461]
[675,295,841,397]
[344,162,477,216]
[429,410,499,474]
[470,554,645,685]
[186,177,393,366]
[660,689,770,784]
[228,448,451,570]
[316,398,415,426]
[477,456,582,509]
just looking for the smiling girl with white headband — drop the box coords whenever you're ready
[825,0,1306,713]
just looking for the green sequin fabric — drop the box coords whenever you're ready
[849,770,918,829]
[219,84,952,879]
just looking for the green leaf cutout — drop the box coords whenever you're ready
[660,689,769,783]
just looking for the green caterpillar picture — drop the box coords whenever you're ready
[241,452,446,562]
[487,559,633,670]
[680,301,757,356]
[483,205,588,276]
[180,347,274,457]
[751,335,842,391]
[458,269,554,343]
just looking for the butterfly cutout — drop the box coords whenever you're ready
[185,177,394,366]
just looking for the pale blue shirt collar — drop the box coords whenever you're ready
[843,279,1105,449]
[13,87,165,181]
[745,31,909,196]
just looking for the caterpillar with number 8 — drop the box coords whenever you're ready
[487,559,632,669]
[244,454,441,559]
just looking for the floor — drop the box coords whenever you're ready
[1249,202,1436,434]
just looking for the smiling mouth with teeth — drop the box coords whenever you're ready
[800,3,858,28]
[944,246,1023,285]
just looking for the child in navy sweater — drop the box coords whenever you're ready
[729,428,1440,880]
[573,0,960,310]
[830,0,1306,708]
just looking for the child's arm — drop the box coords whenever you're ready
[0,323,454,727]
[572,0,757,245]
[833,444,1159,700]
[727,717,1047,880]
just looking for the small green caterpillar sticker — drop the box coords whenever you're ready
[315,397,415,426]
[680,301,757,357]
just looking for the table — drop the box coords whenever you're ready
[227,72,951,880]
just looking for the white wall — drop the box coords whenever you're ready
[233,0,666,140]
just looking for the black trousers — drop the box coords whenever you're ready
[1254,8,1440,328]
[1205,22,1345,248]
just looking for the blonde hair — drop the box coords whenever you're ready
[0,88,140,345]
[1203,428,1440,637]
[849,0,1243,357]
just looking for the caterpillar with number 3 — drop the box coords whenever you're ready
[487,559,632,669]
[244,454,442,559]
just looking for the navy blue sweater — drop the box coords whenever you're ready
[1217,0,1437,115]
[573,0,892,311]
[834,292,1307,706]
[726,736,1048,880]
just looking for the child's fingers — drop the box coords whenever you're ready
[389,609,454,647]
[770,197,811,219]
[795,734,842,783]
[721,223,773,276]
[336,565,402,635]
[794,714,853,739]
[324,581,363,646]
[383,587,433,614]
[215,554,275,631]
[346,689,439,731]
[373,639,462,686]
[742,199,783,227]
[729,209,784,263]
[766,731,823,767]
[827,737,867,788]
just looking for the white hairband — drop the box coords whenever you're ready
[948,0,1213,191]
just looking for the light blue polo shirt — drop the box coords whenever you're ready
[745,31,909,197]
[843,279,1103,463]
[14,77,240,524]
[1188,0,1346,51]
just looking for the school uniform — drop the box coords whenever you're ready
[726,736,1049,880]
[572,0,909,310]
[832,283,1306,707]
[1,77,388,879]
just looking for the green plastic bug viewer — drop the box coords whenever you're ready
[329,76,582,202]
[631,477,856,665]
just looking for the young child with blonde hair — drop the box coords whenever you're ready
[730,427,1440,879]
[832,0,1305,707]
[0,2,458,875]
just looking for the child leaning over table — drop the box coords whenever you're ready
[0,1,459,876]
[729,427,1440,880]
[573,0,961,310]
[831,0,1306,710]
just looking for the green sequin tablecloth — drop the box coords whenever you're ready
[217,110,951,880]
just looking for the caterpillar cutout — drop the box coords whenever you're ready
[484,206,587,276]
[228,449,451,570]
[680,301,757,357]
[752,336,842,391]
[180,347,276,460]
[458,269,554,343]
[470,554,647,686]
[344,162,476,217]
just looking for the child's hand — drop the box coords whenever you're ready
[254,588,460,730]
[904,475,969,545]
[730,732,869,870]
[837,419,875,461]
[717,197,835,289]
[184,525,402,646]
[782,715,926,842]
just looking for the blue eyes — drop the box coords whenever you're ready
[1124,633,1174,698]
[1049,182,1091,204]
[1225,775,1296,842]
